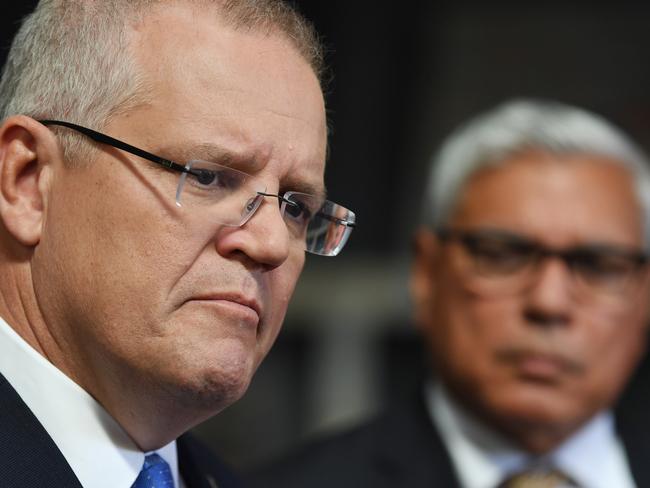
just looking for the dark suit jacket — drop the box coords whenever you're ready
[246,390,650,488]
[0,373,240,487]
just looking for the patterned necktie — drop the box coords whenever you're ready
[131,453,175,488]
[499,469,578,488]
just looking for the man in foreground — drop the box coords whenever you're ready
[250,99,650,487]
[0,0,355,486]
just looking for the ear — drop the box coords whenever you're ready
[410,228,442,330]
[0,116,59,247]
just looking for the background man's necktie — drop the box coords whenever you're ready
[499,469,578,488]
[131,453,175,488]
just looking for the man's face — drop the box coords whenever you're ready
[412,151,650,447]
[32,5,327,418]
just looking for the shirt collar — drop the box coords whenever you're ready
[0,316,181,488]
[425,380,636,488]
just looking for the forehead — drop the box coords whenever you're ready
[119,2,327,190]
[449,151,644,247]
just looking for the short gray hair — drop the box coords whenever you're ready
[422,98,650,248]
[0,0,324,163]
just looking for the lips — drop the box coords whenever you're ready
[496,348,584,381]
[187,292,262,324]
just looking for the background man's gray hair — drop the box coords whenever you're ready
[0,0,324,164]
[421,98,650,249]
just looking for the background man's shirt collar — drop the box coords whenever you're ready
[425,380,636,488]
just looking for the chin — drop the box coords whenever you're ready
[485,385,583,430]
[169,364,255,415]
[166,340,260,413]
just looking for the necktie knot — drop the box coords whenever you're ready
[131,453,175,488]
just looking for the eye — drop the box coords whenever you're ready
[283,199,312,222]
[463,235,534,275]
[188,166,245,191]
[192,168,218,186]
[281,193,322,239]
[572,251,638,282]
[192,168,222,187]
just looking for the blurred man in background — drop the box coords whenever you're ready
[0,0,355,486]
[249,99,650,487]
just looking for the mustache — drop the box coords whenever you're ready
[494,345,586,375]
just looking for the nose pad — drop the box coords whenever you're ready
[239,193,265,226]
[229,191,292,268]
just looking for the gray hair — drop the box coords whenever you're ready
[422,98,650,248]
[0,0,324,163]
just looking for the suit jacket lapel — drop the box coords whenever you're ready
[365,391,462,487]
[0,372,83,487]
[616,403,650,487]
[614,359,650,488]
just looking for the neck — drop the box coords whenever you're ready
[443,383,585,455]
[92,368,219,451]
[0,257,57,360]
[495,419,576,454]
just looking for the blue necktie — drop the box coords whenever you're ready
[131,453,175,488]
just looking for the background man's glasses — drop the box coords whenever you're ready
[40,120,356,257]
[437,228,649,298]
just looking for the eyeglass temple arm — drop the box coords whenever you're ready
[39,120,193,176]
[318,212,356,228]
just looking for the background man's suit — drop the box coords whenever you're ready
[248,382,650,488]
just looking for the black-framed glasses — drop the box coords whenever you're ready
[39,120,356,257]
[437,227,649,298]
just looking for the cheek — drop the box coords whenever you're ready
[255,252,305,359]
[87,215,184,325]
[577,307,648,393]
[429,289,518,373]
[436,290,516,347]
[45,171,195,333]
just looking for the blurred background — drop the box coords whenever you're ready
[3,0,650,470]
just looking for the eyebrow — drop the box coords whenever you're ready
[158,142,264,172]
[282,177,327,201]
[158,142,327,199]
[457,227,646,253]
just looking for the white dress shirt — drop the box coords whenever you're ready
[0,316,183,488]
[425,381,636,488]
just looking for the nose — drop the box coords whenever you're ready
[216,193,292,269]
[522,257,573,328]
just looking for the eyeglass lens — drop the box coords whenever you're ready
[178,160,356,256]
[439,229,648,297]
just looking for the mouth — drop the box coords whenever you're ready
[187,293,262,327]
[496,348,584,382]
